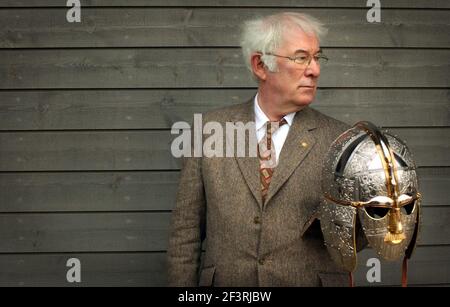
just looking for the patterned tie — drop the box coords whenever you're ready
[258,118,288,203]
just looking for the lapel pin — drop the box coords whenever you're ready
[301,142,308,148]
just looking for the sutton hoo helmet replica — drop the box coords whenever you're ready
[320,121,421,286]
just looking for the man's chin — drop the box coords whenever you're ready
[297,89,316,103]
[295,97,315,107]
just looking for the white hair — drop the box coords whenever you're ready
[240,12,327,79]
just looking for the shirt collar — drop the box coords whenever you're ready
[254,93,296,131]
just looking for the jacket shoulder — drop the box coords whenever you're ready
[308,107,351,139]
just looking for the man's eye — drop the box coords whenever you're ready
[295,56,308,61]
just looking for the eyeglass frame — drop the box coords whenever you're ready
[260,50,329,66]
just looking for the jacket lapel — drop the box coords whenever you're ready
[264,107,318,207]
[232,99,264,208]
[235,156,263,208]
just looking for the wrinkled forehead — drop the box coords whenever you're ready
[278,24,321,55]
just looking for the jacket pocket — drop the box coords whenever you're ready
[318,272,350,287]
[198,266,216,287]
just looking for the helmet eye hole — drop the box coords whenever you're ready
[364,207,390,219]
[401,201,415,215]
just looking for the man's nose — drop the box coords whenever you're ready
[304,58,320,77]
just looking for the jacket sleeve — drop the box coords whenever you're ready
[167,153,206,286]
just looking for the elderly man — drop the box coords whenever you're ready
[167,12,352,287]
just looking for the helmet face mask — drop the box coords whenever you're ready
[320,121,421,273]
[358,196,419,260]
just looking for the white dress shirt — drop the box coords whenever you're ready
[254,94,296,164]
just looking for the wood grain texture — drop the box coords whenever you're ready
[0,89,448,130]
[0,168,446,213]
[1,8,448,48]
[0,128,447,171]
[1,49,449,89]
[0,130,181,171]
[0,207,448,253]
[0,246,448,286]
[0,212,171,253]
[0,252,167,287]
[0,171,179,212]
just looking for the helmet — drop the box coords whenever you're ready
[320,121,421,284]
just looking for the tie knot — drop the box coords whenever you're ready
[266,118,288,134]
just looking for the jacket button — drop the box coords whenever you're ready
[253,216,260,224]
[258,258,265,265]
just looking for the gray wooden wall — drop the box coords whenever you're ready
[0,0,448,287]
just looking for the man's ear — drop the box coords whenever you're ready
[250,53,267,81]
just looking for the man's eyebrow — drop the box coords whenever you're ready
[293,49,308,54]
[293,48,323,55]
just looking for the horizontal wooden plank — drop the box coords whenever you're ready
[0,171,179,212]
[420,207,450,246]
[0,130,180,171]
[388,128,450,167]
[1,49,449,89]
[0,207,447,253]
[0,167,446,213]
[354,245,450,286]
[419,168,450,207]
[0,0,448,9]
[0,89,448,130]
[0,212,171,253]
[0,252,167,286]
[0,128,447,171]
[1,8,448,48]
[0,245,448,286]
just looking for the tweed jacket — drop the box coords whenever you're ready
[167,98,351,287]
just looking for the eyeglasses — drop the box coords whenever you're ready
[263,51,328,66]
